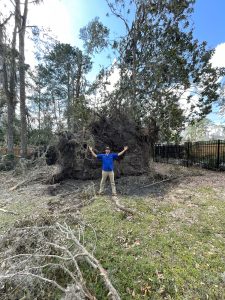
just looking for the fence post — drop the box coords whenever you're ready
[153,144,156,162]
[216,139,220,170]
[186,142,190,167]
[166,145,169,163]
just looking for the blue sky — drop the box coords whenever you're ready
[192,0,225,124]
[192,0,225,47]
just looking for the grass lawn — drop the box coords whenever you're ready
[1,167,225,299]
[81,187,225,299]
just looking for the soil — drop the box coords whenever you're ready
[1,163,225,218]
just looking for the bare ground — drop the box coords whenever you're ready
[0,162,225,229]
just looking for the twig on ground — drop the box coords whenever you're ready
[9,179,29,191]
[0,272,66,293]
[111,196,139,215]
[139,177,177,189]
[0,208,18,215]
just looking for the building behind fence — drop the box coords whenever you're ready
[154,140,225,171]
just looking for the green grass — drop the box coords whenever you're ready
[81,192,225,300]
[1,179,225,299]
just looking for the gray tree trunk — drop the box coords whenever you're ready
[0,11,17,155]
[71,60,82,132]
[17,0,28,157]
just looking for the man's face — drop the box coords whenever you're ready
[105,148,110,154]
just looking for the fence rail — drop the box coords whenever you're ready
[0,146,37,157]
[154,140,225,171]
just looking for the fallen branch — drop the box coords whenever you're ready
[9,171,49,191]
[9,178,33,191]
[0,208,18,215]
[0,272,66,293]
[111,196,138,215]
[56,223,121,300]
[139,177,177,189]
[0,221,120,300]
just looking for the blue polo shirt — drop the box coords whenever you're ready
[97,153,118,171]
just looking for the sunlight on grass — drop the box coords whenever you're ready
[82,194,225,299]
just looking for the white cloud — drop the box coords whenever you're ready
[210,43,225,68]
[106,64,120,93]
[179,89,200,117]
[25,0,74,66]
[28,0,74,44]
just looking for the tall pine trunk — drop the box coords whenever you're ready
[0,11,17,155]
[18,0,28,157]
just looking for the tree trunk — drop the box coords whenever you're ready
[38,87,41,144]
[72,60,82,132]
[0,11,17,155]
[18,0,28,157]
[67,66,71,130]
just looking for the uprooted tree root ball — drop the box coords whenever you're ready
[45,114,158,183]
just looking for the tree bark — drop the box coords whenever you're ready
[67,66,71,130]
[71,57,82,132]
[17,0,28,157]
[0,11,18,155]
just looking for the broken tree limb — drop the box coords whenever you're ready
[56,223,121,300]
[9,173,48,191]
[111,196,138,215]
[0,272,66,293]
[9,179,28,191]
[139,177,177,189]
[0,208,18,215]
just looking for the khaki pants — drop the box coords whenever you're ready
[99,171,117,195]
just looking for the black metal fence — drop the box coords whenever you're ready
[154,140,225,171]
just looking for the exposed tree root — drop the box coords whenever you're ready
[111,196,138,215]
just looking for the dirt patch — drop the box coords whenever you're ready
[1,162,225,229]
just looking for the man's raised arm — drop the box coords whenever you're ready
[89,146,97,158]
[118,146,128,156]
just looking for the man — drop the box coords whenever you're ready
[89,145,128,196]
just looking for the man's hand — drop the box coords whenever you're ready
[88,146,97,158]
[118,146,128,156]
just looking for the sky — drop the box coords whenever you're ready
[3,0,225,124]
[25,0,225,67]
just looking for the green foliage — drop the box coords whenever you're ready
[4,153,15,160]
[29,43,92,133]
[28,128,54,146]
[86,0,224,142]
[80,17,110,54]
[183,118,213,141]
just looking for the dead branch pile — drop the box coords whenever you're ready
[8,153,60,191]
[0,220,121,300]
